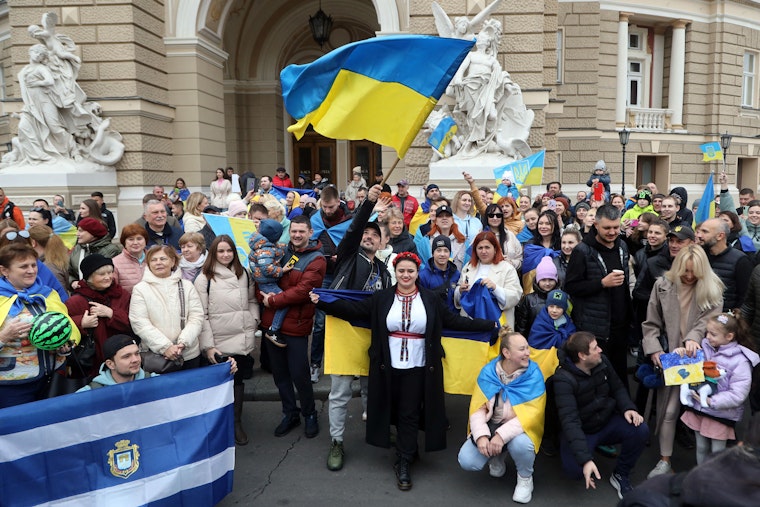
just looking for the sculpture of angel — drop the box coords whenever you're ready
[431,0,503,40]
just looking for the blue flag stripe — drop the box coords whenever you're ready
[146,469,235,507]
[0,366,231,437]
[1,408,232,504]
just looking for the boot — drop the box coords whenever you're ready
[233,384,249,446]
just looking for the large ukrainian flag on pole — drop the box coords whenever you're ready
[493,150,545,190]
[319,289,499,395]
[281,35,475,157]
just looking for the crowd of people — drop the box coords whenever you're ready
[1,161,760,505]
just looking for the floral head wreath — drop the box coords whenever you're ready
[393,251,421,268]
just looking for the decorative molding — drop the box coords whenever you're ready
[223,80,280,95]
[163,36,229,68]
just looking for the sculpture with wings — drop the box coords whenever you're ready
[431,0,503,40]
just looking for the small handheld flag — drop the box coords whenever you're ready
[427,116,457,156]
[700,142,723,162]
[693,172,716,226]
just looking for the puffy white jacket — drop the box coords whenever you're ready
[194,264,260,357]
[129,268,203,360]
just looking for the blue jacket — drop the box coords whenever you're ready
[418,258,460,313]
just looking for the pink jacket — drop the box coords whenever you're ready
[112,249,146,294]
[469,394,525,444]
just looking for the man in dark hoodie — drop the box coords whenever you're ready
[669,187,693,226]
[565,204,632,387]
[418,235,460,313]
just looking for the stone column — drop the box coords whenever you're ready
[615,12,633,128]
[669,19,690,129]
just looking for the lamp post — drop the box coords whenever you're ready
[309,0,333,47]
[618,127,630,197]
[720,131,732,175]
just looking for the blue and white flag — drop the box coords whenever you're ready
[0,365,235,507]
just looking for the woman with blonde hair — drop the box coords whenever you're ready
[260,194,290,244]
[183,192,210,234]
[642,245,724,479]
[28,225,70,292]
[496,196,524,235]
[452,190,482,244]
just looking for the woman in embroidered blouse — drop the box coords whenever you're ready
[311,251,497,492]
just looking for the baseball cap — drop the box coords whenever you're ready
[435,205,453,216]
[103,334,141,361]
[397,179,409,187]
[364,221,381,236]
[667,225,695,241]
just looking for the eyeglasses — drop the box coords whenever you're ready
[5,230,30,241]
[487,213,503,218]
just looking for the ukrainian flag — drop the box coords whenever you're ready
[319,289,498,395]
[493,150,545,190]
[281,36,474,157]
[693,173,715,227]
[700,142,723,162]
[203,213,256,269]
[427,116,457,156]
[468,358,546,452]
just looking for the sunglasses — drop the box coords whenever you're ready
[487,213,503,218]
[30,207,46,213]
[5,230,30,241]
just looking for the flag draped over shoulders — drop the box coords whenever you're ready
[468,358,546,452]
[281,35,474,157]
[528,309,576,380]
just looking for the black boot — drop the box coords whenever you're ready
[394,458,412,491]
[233,384,249,446]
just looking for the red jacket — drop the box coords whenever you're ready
[65,281,132,376]
[0,196,25,229]
[391,194,419,228]
[259,240,326,336]
[272,175,293,188]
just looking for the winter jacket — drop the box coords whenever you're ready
[391,193,419,228]
[344,178,366,204]
[389,230,418,256]
[552,255,569,289]
[553,352,636,466]
[129,268,203,361]
[630,243,665,297]
[586,172,611,194]
[744,221,760,251]
[111,249,146,294]
[144,223,183,251]
[514,279,551,336]
[248,233,286,285]
[740,264,760,349]
[182,213,206,234]
[259,239,326,337]
[0,196,25,228]
[68,235,122,287]
[418,258,460,314]
[272,174,293,188]
[706,245,753,311]
[565,230,630,338]
[65,281,132,376]
[495,183,520,200]
[669,187,694,226]
[456,260,522,328]
[194,265,260,357]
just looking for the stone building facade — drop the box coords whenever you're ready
[0,0,757,226]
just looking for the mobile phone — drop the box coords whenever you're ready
[631,219,639,228]
[548,199,557,210]
[214,353,229,363]
[593,182,603,201]
[285,255,299,268]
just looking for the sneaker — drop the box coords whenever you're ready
[647,459,672,479]
[274,415,300,437]
[487,455,506,478]
[362,411,367,422]
[513,474,533,504]
[304,412,319,438]
[610,472,633,500]
[394,458,412,491]
[265,332,287,348]
[310,363,320,383]
[327,440,344,471]
[254,329,262,339]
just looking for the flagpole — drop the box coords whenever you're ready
[380,157,402,186]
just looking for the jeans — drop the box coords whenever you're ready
[258,281,286,333]
[266,334,315,418]
[458,432,535,477]
[309,274,333,367]
[329,374,368,441]
[559,414,649,479]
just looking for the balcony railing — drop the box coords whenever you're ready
[626,107,673,132]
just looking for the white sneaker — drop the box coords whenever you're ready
[647,459,672,479]
[362,411,367,421]
[513,474,533,503]
[310,364,320,384]
[254,329,263,339]
[488,455,506,478]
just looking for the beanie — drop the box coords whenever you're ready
[80,253,114,282]
[636,190,652,204]
[78,217,108,239]
[546,289,569,312]
[595,160,606,171]
[226,199,248,217]
[535,256,558,283]
[258,219,283,244]
[103,334,141,361]
[431,235,452,253]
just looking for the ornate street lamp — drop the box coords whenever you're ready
[618,128,630,197]
[720,131,732,174]
[309,1,333,47]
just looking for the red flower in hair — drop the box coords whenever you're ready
[393,251,421,268]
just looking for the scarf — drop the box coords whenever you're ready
[0,276,53,317]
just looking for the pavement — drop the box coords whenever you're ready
[220,349,697,507]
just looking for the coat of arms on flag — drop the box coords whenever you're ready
[107,439,140,478]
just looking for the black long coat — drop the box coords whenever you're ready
[317,285,496,452]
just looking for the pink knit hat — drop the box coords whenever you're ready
[535,256,558,282]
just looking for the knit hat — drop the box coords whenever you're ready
[352,166,362,175]
[535,256,558,282]
[431,235,451,253]
[257,219,283,243]
[594,160,606,171]
[103,334,141,361]
[546,289,569,311]
[425,183,440,194]
[78,217,108,239]
[636,190,652,204]
[226,199,248,217]
[80,253,114,281]
[575,201,591,212]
